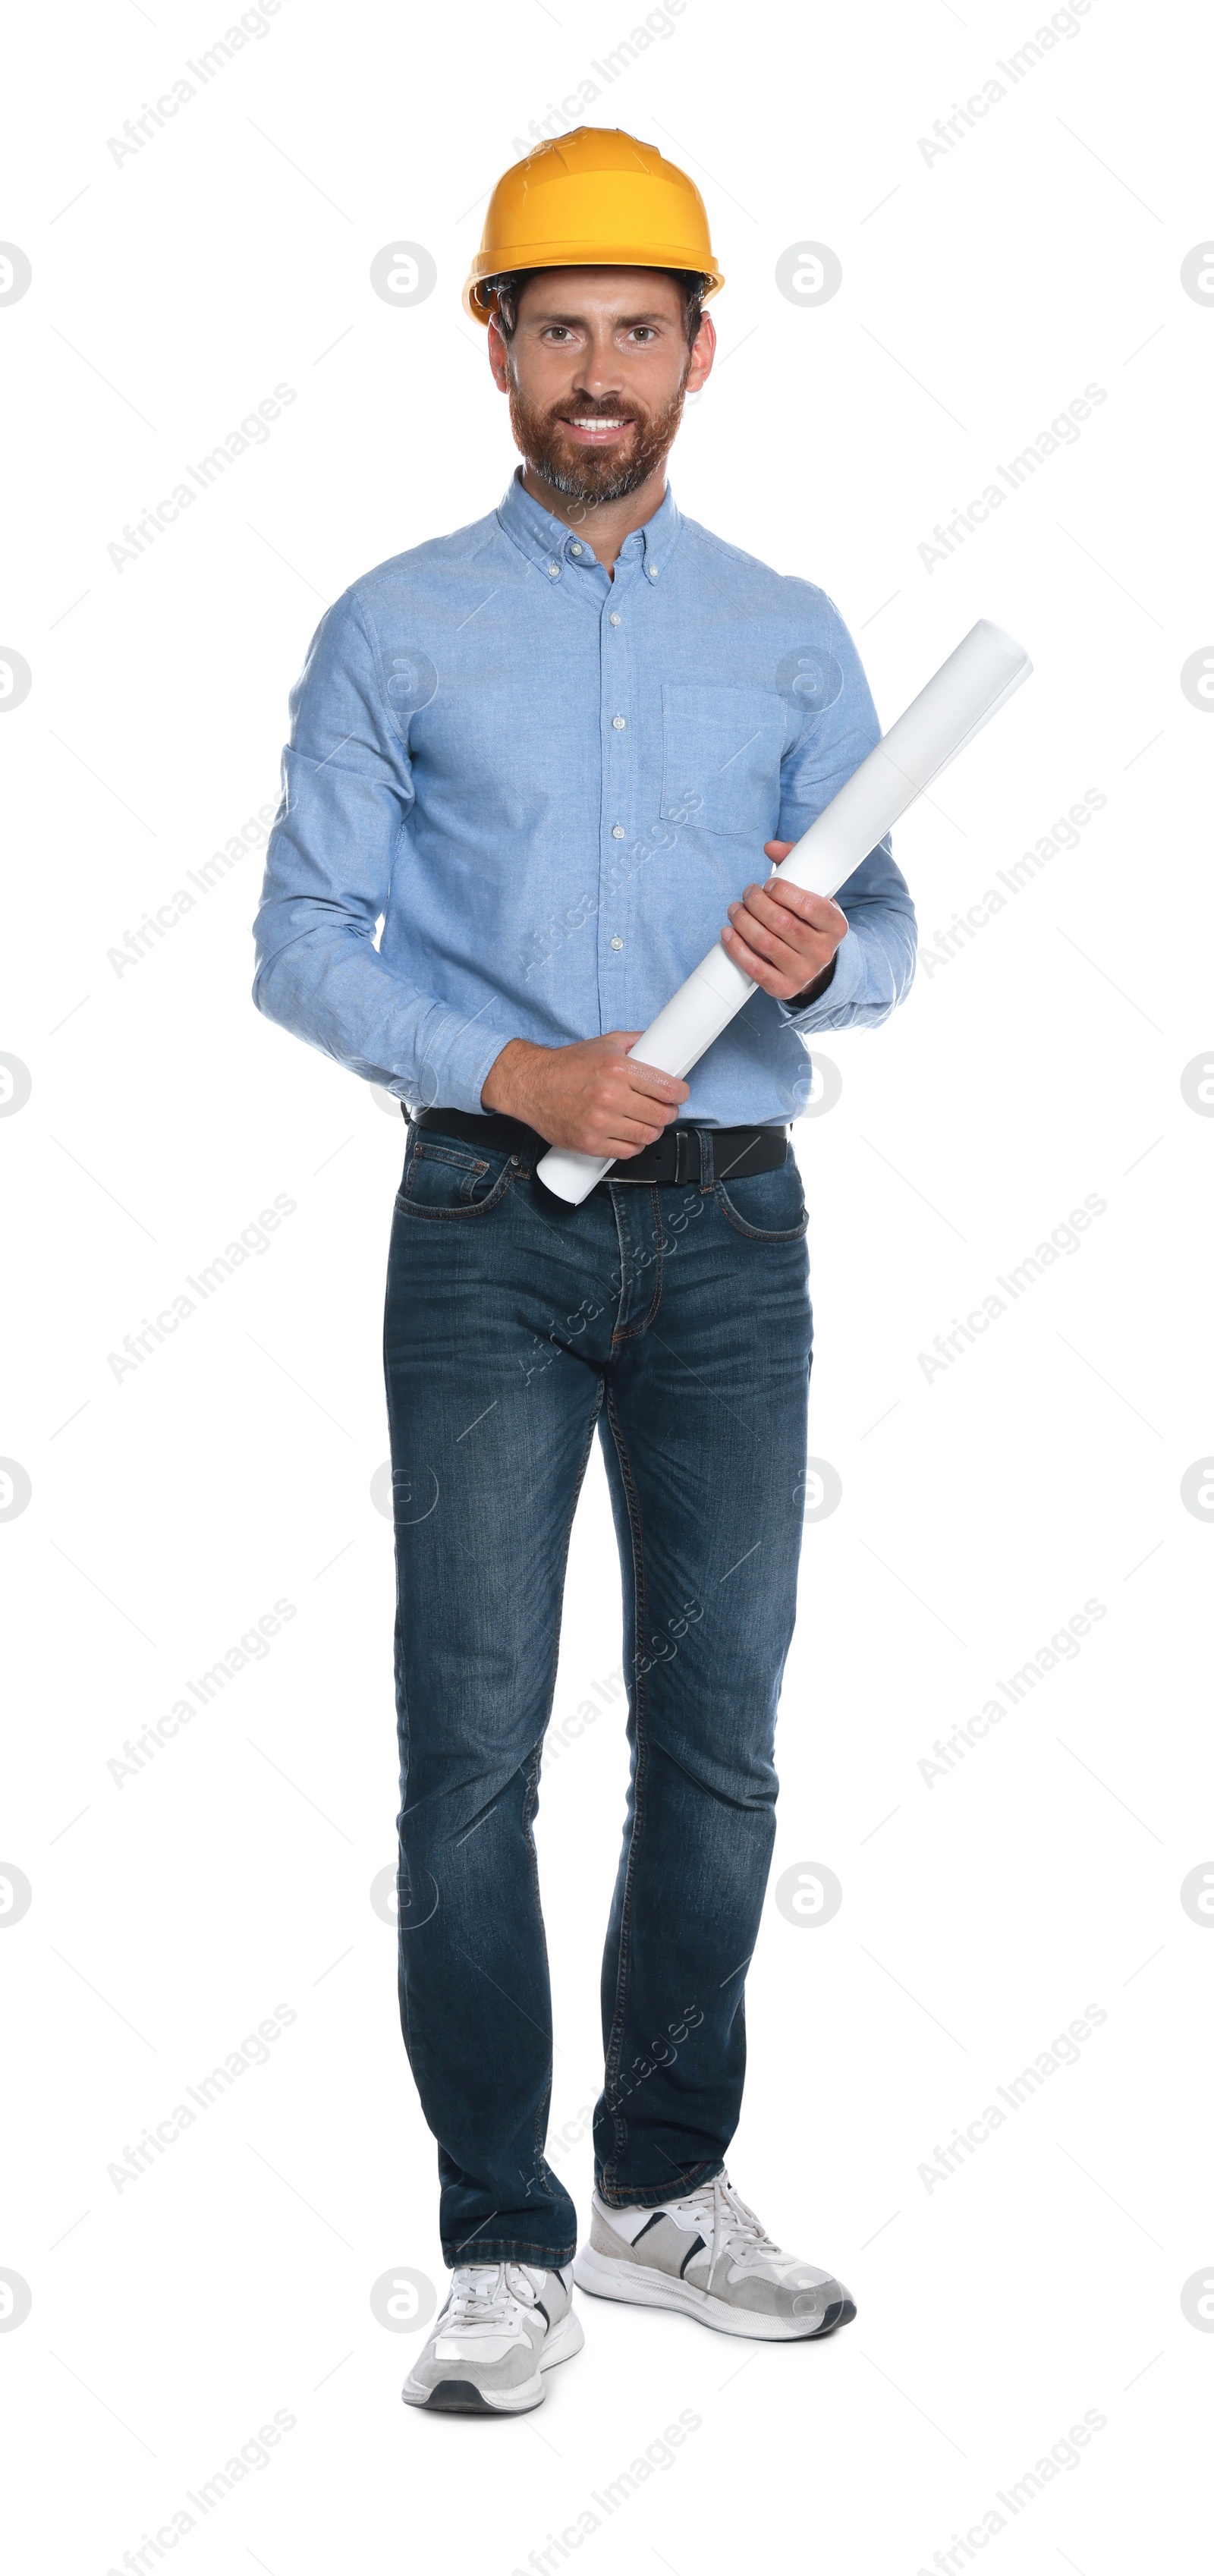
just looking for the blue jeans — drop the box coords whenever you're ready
[383,1118,812,2267]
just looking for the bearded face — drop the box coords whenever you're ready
[504,372,690,507]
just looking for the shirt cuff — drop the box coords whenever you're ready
[777,925,866,1030]
[431,1014,518,1117]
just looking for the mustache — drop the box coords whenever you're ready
[550,400,640,423]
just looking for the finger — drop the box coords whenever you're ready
[621,1055,690,1104]
[601,1115,671,1153]
[723,900,823,985]
[721,922,808,992]
[738,879,808,937]
[741,877,840,938]
[731,890,841,978]
[763,841,797,863]
[761,879,847,934]
[589,1082,681,1138]
[612,1100,681,1136]
[728,889,824,967]
[600,1033,687,1101]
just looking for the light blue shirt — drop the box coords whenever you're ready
[252,470,917,1124]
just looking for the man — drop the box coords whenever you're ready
[253,127,916,2415]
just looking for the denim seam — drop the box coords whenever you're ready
[393,1647,418,2068]
[524,1376,604,2219]
[610,1184,665,1342]
[599,1379,652,2182]
[382,1287,417,2072]
[519,1742,554,2222]
[536,1373,605,1769]
[441,2235,578,2265]
[395,1154,518,1222]
[714,1177,809,1243]
[521,1733,546,1958]
[411,1140,489,1171]
[531,2068,556,2230]
[596,2156,725,2211]
[606,1186,630,1345]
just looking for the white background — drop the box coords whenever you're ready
[3,1,1212,2568]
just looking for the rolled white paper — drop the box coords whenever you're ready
[536,618,1031,1205]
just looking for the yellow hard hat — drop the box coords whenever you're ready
[463,126,724,322]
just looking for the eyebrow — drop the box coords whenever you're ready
[526,309,675,329]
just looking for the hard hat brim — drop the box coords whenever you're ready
[462,253,725,324]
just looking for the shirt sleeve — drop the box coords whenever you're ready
[251,588,512,1114]
[773,599,917,1036]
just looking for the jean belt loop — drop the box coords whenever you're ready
[698,1127,713,1190]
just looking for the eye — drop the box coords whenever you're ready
[628,326,658,344]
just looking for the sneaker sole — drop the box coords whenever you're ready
[572,2245,856,2342]
[401,2304,584,2412]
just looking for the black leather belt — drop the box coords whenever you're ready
[409,1105,788,1187]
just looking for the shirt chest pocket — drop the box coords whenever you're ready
[659,684,787,839]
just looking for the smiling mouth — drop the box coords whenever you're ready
[558,414,636,442]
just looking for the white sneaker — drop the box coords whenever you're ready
[573,2172,855,2342]
[401,2262,583,2413]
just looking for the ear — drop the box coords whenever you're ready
[686,310,716,395]
[486,315,511,395]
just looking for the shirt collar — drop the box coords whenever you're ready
[496,465,681,584]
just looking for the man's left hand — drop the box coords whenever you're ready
[721,841,848,1003]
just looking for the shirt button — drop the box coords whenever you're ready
[612,715,626,730]
[609,612,621,626]
[547,562,561,579]
[610,935,624,949]
[612,825,625,840]
[646,565,659,579]
[570,543,583,555]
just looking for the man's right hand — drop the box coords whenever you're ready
[480,1031,690,1157]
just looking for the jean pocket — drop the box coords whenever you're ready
[395,1136,516,1219]
[715,1157,809,1241]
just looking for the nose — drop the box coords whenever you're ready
[574,328,628,401]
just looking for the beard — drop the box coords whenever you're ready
[506,376,688,506]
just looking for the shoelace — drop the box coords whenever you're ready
[442,2262,541,2341]
[666,2174,784,2291]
